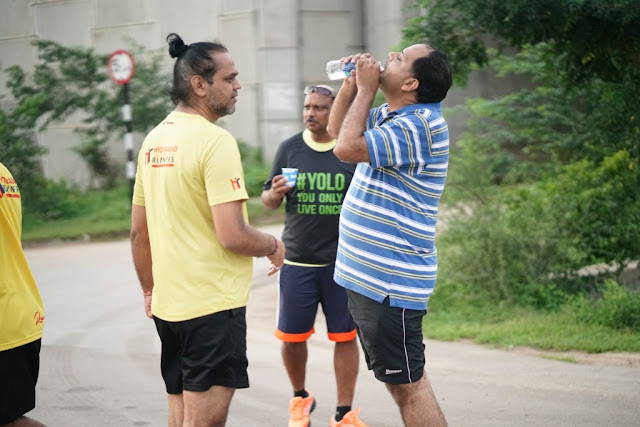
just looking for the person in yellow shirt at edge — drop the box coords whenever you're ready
[130,33,285,427]
[0,161,46,427]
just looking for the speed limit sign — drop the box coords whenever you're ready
[107,50,135,85]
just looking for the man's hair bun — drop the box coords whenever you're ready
[167,33,189,59]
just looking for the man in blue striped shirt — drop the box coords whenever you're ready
[327,44,451,427]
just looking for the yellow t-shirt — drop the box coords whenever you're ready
[132,111,253,321]
[0,162,44,352]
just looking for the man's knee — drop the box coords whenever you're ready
[385,374,429,404]
[386,380,414,403]
[335,337,358,348]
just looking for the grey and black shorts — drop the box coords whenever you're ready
[347,290,427,384]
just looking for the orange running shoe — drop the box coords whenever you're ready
[330,407,368,427]
[288,389,316,427]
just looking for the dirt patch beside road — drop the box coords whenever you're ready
[455,339,640,368]
[507,345,640,368]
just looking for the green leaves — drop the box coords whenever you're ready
[403,0,640,85]
[5,39,173,188]
[0,109,45,183]
[405,0,640,316]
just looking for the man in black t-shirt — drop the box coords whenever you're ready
[261,85,367,427]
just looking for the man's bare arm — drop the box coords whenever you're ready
[333,57,380,163]
[130,204,154,318]
[211,200,285,274]
[327,77,358,140]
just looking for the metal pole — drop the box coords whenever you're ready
[122,83,135,198]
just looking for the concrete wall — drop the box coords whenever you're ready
[0,0,509,186]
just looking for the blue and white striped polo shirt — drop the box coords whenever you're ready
[334,102,449,310]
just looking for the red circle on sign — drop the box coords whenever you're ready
[107,50,135,85]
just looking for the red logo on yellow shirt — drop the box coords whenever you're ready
[0,176,20,199]
[146,146,178,168]
[34,311,44,326]
[230,178,242,190]
[144,148,153,165]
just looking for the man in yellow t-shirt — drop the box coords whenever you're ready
[0,162,45,427]
[130,33,285,426]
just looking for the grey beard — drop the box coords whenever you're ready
[209,95,236,117]
[214,104,235,117]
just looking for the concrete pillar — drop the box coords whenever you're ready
[257,0,302,160]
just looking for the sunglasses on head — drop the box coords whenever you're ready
[304,85,335,98]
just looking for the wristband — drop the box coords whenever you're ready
[268,236,278,256]
[143,290,152,296]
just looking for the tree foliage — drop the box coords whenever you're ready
[3,38,271,214]
[0,109,44,186]
[402,0,640,310]
[5,39,173,187]
[404,0,640,85]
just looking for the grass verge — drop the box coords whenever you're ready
[22,184,284,243]
[424,298,640,353]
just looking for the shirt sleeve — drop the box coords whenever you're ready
[364,109,449,170]
[203,131,249,206]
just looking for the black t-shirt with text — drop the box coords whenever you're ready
[263,132,356,264]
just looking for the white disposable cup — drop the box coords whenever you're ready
[281,168,298,187]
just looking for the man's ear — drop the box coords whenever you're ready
[402,77,419,93]
[190,75,208,98]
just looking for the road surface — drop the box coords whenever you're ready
[24,226,640,426]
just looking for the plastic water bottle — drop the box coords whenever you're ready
[326,60,384,80]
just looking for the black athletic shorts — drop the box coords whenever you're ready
[0,339,41,424]
[347,290,426,384]
[153,308,249,394]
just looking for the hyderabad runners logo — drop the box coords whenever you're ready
[146,146,177,168]
[0,176,20,198]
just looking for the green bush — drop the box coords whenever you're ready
[21,183,132,240]
[438,186,583,308]
[547,151,640,270]
[237,140,270,197]
[569,280,640,331]
[435,39,639,310]
[439,151,639,310]
[22,178,81,221]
